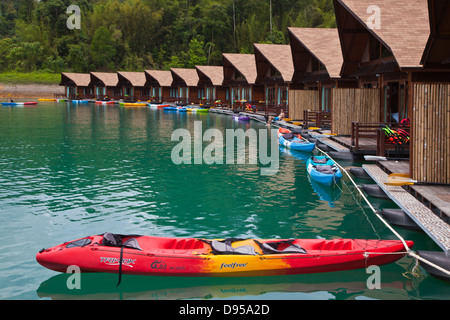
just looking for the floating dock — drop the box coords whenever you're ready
[363,164,450,255]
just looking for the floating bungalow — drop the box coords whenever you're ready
[89,72,120,100]
[222,53,264,110]
[253,43,294,117]
[195,66,228,106]
[330,0,430,159]
[288,27,357,126]
[144,70,174,103]
[60,73,93,99]
[117,72,148,101]
[170,68,200,104]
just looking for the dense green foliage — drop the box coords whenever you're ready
[0,0,335,73]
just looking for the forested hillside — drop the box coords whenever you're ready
[0,0,336,73]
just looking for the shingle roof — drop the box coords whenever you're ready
[117,72,147,87]
[288,27,343,79]
[145,70,173,87]
[222,53,258,85]
[338,0,430,68]
[90,72,119,87]
[253,43,294,82]
[61,73,91,87]
[196,66,224,86]
[170,68,200,87]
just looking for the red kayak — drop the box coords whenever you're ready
[277,127,302,139]
[36,233,413,277]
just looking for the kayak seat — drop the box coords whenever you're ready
[283,132,295,141]
[101,232,142,251]
[165,239,206,250]
[311,156,329,164]
[318,240,353,251]
[210,240,257,256]
[314,165,337,175]
[255,240,307,255]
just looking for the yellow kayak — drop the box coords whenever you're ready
[120,102,148,107]
[38,99,57,102]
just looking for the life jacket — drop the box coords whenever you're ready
[400,118,410,127]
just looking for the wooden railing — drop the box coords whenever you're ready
[376,128,410,157]
[303,110,332,128]
[351,122,410,156]
[351,122,383,150]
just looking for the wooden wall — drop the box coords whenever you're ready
[411,83,450,184]
[331,88,380,135]
[288,90,320,120]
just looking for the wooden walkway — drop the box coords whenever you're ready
[331,136,377,154]
[378,161,450,221]
[363,164,450,254]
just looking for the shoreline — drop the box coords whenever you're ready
[0,82,62,99]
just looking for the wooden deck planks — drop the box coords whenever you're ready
[363,164,450,254]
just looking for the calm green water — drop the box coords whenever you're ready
[0,102,448,300]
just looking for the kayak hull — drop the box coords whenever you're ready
[234,115,250,122]
[278,128,315,152]
[279,135,315,152]
[1,102,37,106]
[95,101,115,105]
[307,156,343,186]
[163,106,178,111]
[36,234,412,277]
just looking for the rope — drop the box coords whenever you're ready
[271,123,450,278]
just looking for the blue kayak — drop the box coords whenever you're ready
[279,135,316,152]
[2,102,37,106]
[307,156,343,186]
[163,106,178,111]
[71,100,89,104]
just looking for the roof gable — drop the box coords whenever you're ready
[196,66,224,86]
[117,72,147,87]
[170,68,199,87]
[90,72,119,87]
[60,73,91,87]
[254,43,294,83]
[336,0,430,69]
[222,53,258,85]
[288,27,343,79]
[145,70,173,87]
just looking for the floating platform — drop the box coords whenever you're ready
[363,164,450,255]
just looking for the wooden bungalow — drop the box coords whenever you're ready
[222,53,264,110]
[60,73,93,99]
[333,0,430,134]
[90,72,120,100]
[288,27,357,123]
[169,68,200,104]
[144,70,174,103]
[195,66,228,106]
[253,43,294,116]
[332,0,430,157]
[117,72,149,101]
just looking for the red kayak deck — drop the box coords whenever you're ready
[36,233,413,277]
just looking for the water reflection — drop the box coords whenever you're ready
[0,103,447,300]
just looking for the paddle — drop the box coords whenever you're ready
[364,155,387,161]
[385,173,449,186]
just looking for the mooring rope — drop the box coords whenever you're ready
[271,123,450,278]
[315,142,450,278]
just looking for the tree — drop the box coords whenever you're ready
[187,37,207,68]
[89,26,115,71]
